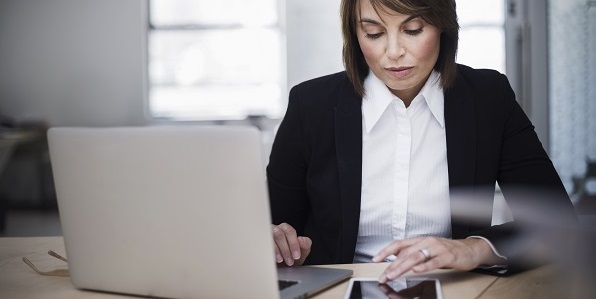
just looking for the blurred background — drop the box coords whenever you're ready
[0,0,594,240]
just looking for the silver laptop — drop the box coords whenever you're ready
[48,126,352,299]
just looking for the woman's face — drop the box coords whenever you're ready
[356,0,441,103]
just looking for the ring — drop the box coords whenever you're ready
[419,248,431,262]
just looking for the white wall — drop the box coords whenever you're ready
[0,0,346,203]
[285,0,344,90]
[0,0,345,126]
[0,0,148,127]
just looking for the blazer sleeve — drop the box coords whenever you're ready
[266,86,310,234]
[471,73,578,275]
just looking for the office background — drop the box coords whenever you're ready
[0,0,594,236]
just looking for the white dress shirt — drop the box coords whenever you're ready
[353,71,506,264]
[354,71,452,263]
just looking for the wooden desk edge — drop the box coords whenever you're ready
[2,236,561,299]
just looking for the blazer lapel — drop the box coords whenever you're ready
[444,75,477,238]
[334,80,362,262]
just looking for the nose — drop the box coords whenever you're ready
[386,34,404,60]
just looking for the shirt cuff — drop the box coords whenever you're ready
[466,235,508,268]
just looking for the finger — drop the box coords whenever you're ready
[272,225,288,264]
[380,251,427,283]
[409,239,470,273]
[298,236,312,255]
[412,242,465,273]
[294,236,312,266]
[272,224,296,266]
[279,223,302,261]
[406,242,452,273]
[372,238,422,262]
[412,256,442,273]
[273,242,283,263]
[379,241,435,282]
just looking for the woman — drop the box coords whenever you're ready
[268,0,576,282]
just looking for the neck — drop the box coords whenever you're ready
[389,72,433,108]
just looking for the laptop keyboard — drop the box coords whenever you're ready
[278,279,299,290]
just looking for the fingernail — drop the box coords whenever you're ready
[372,256,381,262]
[293,250,301,260]
[276,254,283,263]
[286,258,294,266]
[378,275,387,283]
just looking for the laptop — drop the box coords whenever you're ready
[47,125,352,299]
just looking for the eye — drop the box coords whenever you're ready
[365,32,383,39]
[404,28,423,36]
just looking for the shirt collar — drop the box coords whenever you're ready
[362,70,445,133]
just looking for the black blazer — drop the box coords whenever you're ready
[267,64,576,274]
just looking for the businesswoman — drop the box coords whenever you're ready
[268,0,576,282]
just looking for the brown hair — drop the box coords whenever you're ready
[341,0,459,96]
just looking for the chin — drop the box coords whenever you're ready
[386,82,413,92]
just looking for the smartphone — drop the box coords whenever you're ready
[343,277,443,299]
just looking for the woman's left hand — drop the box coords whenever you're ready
[372,237,504,283]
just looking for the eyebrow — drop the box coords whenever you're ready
[359,14,419,26]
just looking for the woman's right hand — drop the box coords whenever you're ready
[272,223,312,266]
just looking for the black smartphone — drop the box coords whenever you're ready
[344,277,443,299]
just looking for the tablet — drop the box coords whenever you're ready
[343,277,443,299]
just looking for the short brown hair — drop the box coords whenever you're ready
[341,0,459,96]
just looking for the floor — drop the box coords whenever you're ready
[0,209,62,237]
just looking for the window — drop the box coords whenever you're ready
[148,0,284,121]
[456,0,506,74]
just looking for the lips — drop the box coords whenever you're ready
[386,66,411,71]
[385,66,413,79]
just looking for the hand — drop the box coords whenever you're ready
[372,237,505,283]
[272,223,312,266]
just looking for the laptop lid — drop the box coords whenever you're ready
[48,126,351,299]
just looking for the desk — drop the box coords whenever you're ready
[0,237,560,299]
